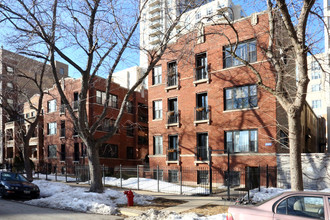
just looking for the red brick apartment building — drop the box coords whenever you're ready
[0,48,68,165]
[4,76,148,170]
[147,12,323,186]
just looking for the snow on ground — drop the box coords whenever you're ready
[246,187,289,203]
[92,176,210,195]
[26,177,227,219]
[26,174,312,219]
[25,180,153,215]
[125,210,227,220]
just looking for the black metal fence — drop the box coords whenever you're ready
[32,164,277,196]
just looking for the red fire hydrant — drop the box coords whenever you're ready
[124,190,134,206]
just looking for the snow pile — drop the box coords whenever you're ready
[125,209,227,220]
[100,177,210,195]
[246,187,289,203]
[25,180,153,215]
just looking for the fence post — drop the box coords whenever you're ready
[65,162,68,182]
[75,165,78,184]
[180,166,182,195]
[137,165,140,190]
[266,165,269,188]
[55,165,57,181]
[209,150,212,195]
[88,166,90,185]
[103,164,105,186]
[46,163,48,180]
[120,164,122,189]
[258,165,261,192]
[157,165,160,193]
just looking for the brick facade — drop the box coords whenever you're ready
[1,49,68,164]
[147,13,283,185]
[6,76,148,170]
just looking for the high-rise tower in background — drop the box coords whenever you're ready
[139,0,244,70]
[305,0,330,150]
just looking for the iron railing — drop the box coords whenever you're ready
[194,105,210,121]
[196,146,208,161]
[166,149,179,161]
[166,73,178,87]
[166,111,179,125]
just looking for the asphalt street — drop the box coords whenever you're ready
[0,198,123,220]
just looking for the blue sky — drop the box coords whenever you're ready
[0,0,325,78]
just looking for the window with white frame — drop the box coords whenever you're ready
[96,90,106,104]
[206,7,212,16]
[312,100,321,109]
[7,99,13,107]
[224,40,257,68]
[311,72,321,80]
[195,11,201,20]
[153,65,162,85]
[225,85,257,110]
[153,136,163,155]
[59,67,64,75]
[6,82,13,89]
[311,61,320,70]
[153,100,162,119]
[126,101,134,113]
[96,90,118,108]
[96,90,103,104]
[48,145,57,158]
[6,66,14,74]
[311,84,321,92]
[47,122,57,135]
[109,94,118,108]
[225,129,258,153]
[47,99,57,113]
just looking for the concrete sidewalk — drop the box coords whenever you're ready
[119,189,236,217]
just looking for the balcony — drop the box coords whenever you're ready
[150,11,161,21]
[149,0,160,7]
[193,67,209,86]
[195,146,209,164]
[165,73,179,91]
[150,19,162,29]
[97,125,113,132]
[166,148,179,165]
[60,128,65,138]
[166,111,179,128]
[149,4,161,13]
[138,115,148,123]
[60,104,65,114]
[149,35,161,45]
[194,106,210,125]
[138,136,148,145]
[72,101,79,111]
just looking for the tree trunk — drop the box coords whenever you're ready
[23,141,33,181]
[288,112,304,191]
[87,142,103,193]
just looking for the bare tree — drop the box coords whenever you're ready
[0,0,196,192]
[210,0,317,191]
